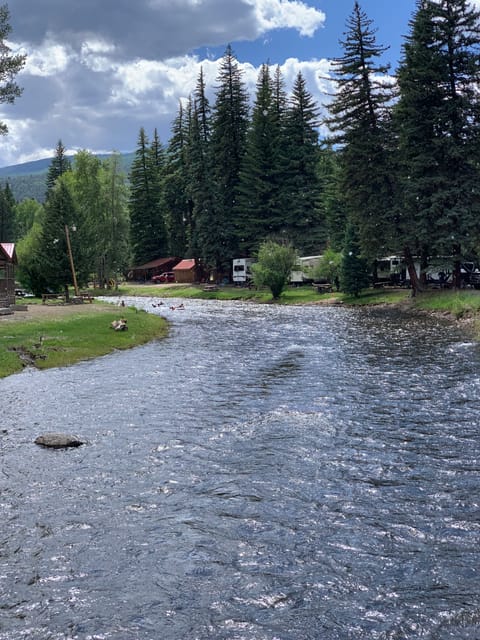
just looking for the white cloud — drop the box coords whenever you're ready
[23,40,71,77]
[1,0,330,167]
[247,0,325,37]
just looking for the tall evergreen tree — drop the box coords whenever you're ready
[187,69,219,269]
[36,178,81,299]
[235,64,288,255]
[162,103,191,258]
[325,2,397,262]
[395,0,480,288]
[0,181,15,240]
[45,140,71,200]
[210,45,250,271]
[282,71,323,254]
[340,222,371,296]
[129,127,168,266]
[0,4,26,136]
[317,146,347,253]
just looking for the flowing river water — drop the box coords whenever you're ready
[1,297,480,639]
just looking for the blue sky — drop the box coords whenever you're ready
[202,1,416,68]
[2,0,419,168]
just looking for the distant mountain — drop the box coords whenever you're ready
[0,152,135,202]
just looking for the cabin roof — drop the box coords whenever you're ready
[133,256,180,270]
[173,259,196,271]
[0,242,17,263]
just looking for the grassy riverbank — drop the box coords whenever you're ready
[0,302,168,379]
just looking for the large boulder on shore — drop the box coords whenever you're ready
[34,432,85,448]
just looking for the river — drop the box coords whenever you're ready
[1,297,479,639]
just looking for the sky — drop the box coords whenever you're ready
[0,0,452,168]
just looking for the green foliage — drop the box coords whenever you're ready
[395,0,480,269]
[340,224,370,296]
[251,240,297,299]
[235,64,288,255]
[282,72,323,254]
[13,198,43,239]
[15,220,49,296]
[162,103,191,258]
[325,2,397,261]
[0,4,26,137]
[0,181,15,240]
[209,45,250,270]
[312,248,342,289]
[45,140,71,200]
[35,177,83,295]
[129,127,169,265]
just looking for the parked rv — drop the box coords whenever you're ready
[289,255,322,285]
[232,258,255,284]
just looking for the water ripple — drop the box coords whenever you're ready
[0,298,479,638]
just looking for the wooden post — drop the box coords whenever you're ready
[65,225,79,297]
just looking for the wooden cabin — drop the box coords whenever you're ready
[0,243,17,311]
[127,257,181,282]
[173,259,198,284]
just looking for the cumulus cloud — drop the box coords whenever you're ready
[248,0,325,37]
[1,0,330,166]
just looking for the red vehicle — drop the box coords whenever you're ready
[152,271,176,284]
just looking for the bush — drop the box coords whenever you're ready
[252,240,297,299]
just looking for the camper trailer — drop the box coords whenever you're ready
[289,255,322,285]
[232,258,255,284]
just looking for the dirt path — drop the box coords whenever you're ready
[1,300,119,323]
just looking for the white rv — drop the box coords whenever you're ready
[289,255,322,285]
[232,258,255,284]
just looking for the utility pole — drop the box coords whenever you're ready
[65,224,79,297]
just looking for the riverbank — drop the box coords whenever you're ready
[0,301,168,378]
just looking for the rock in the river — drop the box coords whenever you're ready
[34,433,85,448]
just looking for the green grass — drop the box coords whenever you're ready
[339,287,411,306]
[412,289,480,318]
[0,305,168,378]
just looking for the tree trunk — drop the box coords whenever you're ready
[403,245,422,296]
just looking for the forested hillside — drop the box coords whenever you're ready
[0,153,134,202]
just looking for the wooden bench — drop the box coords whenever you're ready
[42,293,65,304]
[203,284,218,292]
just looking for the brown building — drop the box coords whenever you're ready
[172,259,198,284]
[0,243,17,310]
[128,257,181,282]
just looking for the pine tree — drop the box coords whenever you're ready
[0,182,15,241]
[45,140,72,200]
[282,72,323,254]
[235,64,288,255]
[187,69,219,270]
[325,2,397,262]
[129,127,168,266]
[317,146,346,252]
[340,223,370,296]
[395,0,480,288]
[36,178,79,298]
[162,103,191,258]
[210,45,250,271]
[0,5,26,136]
